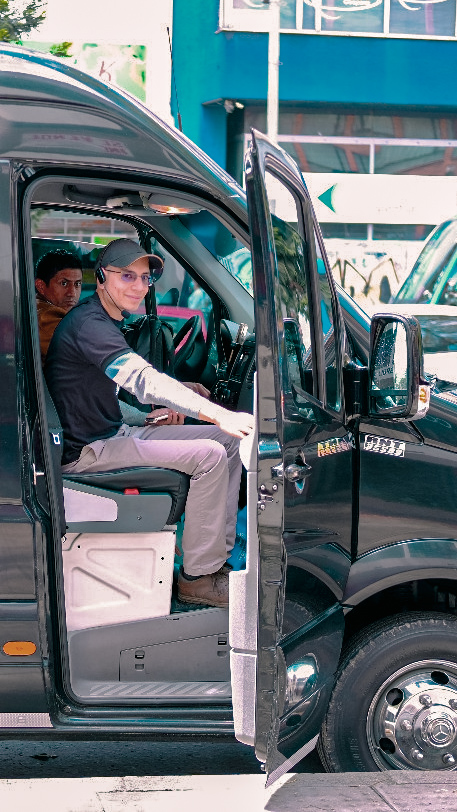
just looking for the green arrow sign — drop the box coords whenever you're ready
[318,184,337,212]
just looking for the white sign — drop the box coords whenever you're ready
[303,173,457,225]
[266,171,457,225]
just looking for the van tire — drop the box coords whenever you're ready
[317,612,457,772]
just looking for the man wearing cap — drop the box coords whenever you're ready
[45,238,254,608]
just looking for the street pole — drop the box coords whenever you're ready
[267,0,280,144]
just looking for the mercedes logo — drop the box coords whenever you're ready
[424,717,456,747]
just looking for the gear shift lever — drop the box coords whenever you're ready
[228,323,248,374]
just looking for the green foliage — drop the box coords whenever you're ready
[0,0,45,42]
[30,207,45,235]
[49,41,72,58]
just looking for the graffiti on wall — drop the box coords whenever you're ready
[325,240,424,310]
[26,42,147,101]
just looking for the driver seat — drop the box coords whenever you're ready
[44,383,191,632]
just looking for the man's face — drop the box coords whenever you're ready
[36,268,82,312]
[102,256,150,316]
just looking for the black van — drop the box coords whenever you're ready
[2,43,457,781]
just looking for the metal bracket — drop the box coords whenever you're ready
[271,462,284,479]
[258,483,274,510]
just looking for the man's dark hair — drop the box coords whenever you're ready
[35,250,82,285]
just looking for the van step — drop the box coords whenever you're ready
[72,679,232,703]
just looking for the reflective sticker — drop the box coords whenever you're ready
[3,641,37,656]
[364,434,406,457]
[317,437,353,458]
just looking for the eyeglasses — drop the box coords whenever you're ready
[101,266,158,287]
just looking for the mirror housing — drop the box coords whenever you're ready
[368,313,430,420]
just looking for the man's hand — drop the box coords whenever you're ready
[216,411,255,438]
[182,381,211,398]
[145,408,185,426]
[200,408,254,439]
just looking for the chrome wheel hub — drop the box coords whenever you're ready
[367,660,457,770]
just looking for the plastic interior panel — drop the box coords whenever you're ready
[68,607,230,700]
[119,633,230,682]
[62,531,175,631]
[63,487,118,522]
[63,479,172,533]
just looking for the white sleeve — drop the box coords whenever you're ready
[105,351,223,422]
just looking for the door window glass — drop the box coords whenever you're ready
[265,171,315,398]
[315,233,340,411]
[179,211,253,295]
[149,237,212,340]
[31,208,141,308]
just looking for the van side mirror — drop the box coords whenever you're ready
[368,314,430,420]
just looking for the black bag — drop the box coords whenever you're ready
[119,314,175,412]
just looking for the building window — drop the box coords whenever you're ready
[220,0,457,38]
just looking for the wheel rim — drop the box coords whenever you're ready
[367,659,457,770]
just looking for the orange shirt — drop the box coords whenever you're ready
[36,293,67,365]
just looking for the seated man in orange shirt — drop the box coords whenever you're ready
[35,250,83,364]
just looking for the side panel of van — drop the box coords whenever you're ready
[0,161,48,716]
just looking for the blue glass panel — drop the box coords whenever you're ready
[315,0,384,32]
[302,1,317,26]
[233,0,268,6]
[374,145,457,175]
[280,0,297,27]
[280,142,370,172]
[390,0,455,36]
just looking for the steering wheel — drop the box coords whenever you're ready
[173,315,206,380]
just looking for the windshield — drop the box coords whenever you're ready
[179,211,253,295]
[395,219,457,304]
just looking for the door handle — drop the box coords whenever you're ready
[32,464,45,486]
[284,462,312,483]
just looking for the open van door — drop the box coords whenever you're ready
[244,130,355,783]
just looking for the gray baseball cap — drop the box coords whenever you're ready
[95,238,164,279]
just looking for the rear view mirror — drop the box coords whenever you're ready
[369,314,430,420]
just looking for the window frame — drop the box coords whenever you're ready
[264,156,345,414]
[220,0,457,40]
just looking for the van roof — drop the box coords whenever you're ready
[0,44,247,220]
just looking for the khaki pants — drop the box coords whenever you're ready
[62,423,242,576]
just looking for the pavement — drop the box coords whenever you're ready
[0,772,456,811]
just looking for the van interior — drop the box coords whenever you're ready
[24,175,257,706]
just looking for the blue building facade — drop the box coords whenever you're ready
[172,0,457,304]
[172,0,457,170]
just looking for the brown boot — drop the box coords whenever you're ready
[178,568,229,608]
[221,561,233,575]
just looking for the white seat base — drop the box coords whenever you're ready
[62,531,176,631]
